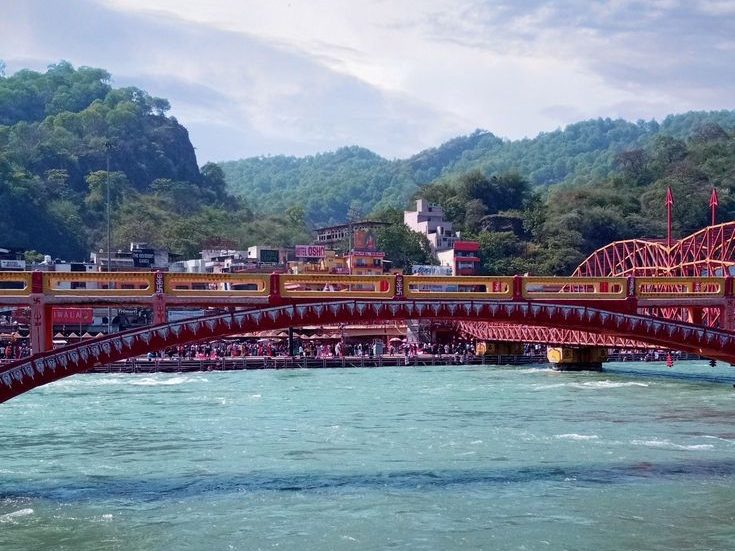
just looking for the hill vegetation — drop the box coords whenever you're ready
[0,62,310,260]
[412,124,735,275]
[222,110,735,275]
[221,111,735,228]
[2,62,734,277]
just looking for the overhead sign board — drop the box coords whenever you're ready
[295,245,326,258]
[132,248,155,267]
[53,308,94,325]
[411,265,452,276]
[259,249,280,263]
[353,229,377,251]
[0,259,26,270]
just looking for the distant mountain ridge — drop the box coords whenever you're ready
[221,111,735,226]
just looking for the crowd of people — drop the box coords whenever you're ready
[139,339,477,362]
[0,341,31,360]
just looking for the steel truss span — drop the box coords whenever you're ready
[461,223,735,346]
[4,299,735,404]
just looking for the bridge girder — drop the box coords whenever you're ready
[3,299,735,404]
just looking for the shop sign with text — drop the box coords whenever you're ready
[295,245,326,258]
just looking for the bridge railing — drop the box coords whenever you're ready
[0,272,32,295]
[635,277,726,299]
[44,272,155,297]
[280,274,394,298]
[403,276,514,299]
[0,272,731,303]
[521,277,628,300]
[165,273,270,297]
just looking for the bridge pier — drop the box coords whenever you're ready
[721,299,735,331]
[547,347,606,371]
[29,271,52,354]
[476,341,523,356]
[152,271,167,325]
[688,307,704,326]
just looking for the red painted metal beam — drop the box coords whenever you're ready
[4,299,735,404]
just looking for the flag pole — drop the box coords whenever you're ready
[666,187,673,250]
[710,188,719,227]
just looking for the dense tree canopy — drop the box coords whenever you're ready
[2,62,735,277]
[221,112,735,229]
[411,124,735,276]
[0,62,310,259]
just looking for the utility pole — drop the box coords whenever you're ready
[105,140,113,334]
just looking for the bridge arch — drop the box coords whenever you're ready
[3,299,735,404]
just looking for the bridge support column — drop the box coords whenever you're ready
[721,299,735,331]
[688,307,703,325]
[547,347,606,371]
[152,271,167,325]
[29,271,52,354]
[476,341,523,356]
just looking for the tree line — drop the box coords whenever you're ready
[1,62,734,276]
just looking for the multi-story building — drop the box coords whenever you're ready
[314,221,388,248]
[289,250,350,275]
[437,240,481,276]
[404,200,481,275]
[404,199,458,252]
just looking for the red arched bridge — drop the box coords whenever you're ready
[1,270,735,403]
[459,222,735,347]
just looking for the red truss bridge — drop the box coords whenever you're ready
[458,222,735,347]
[2,270,735,403]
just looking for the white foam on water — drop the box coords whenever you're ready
[536,380,650,390]
[702,435,735,442]
[571,380,649,390]
[631,438,715,451]
[130,376,209,386]
[555,433,599,441]
[249,394,262,399]
[513,367,555,374]
[0,508,34,523]
[51,374,209,388]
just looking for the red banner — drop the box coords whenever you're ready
[53,308,94,325]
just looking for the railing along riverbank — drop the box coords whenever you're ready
[87,352,700,374]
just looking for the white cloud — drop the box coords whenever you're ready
[1,0,734,162]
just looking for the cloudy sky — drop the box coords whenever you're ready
[1,0,734,163]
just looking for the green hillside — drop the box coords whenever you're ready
[222,112,735,227]
[2,62,734,276]
[0,62,310,259]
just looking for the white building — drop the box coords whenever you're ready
[403,199,456,252]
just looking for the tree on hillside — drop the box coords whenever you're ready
[376,224,434,273]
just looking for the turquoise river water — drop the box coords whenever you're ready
[2,361,735,550]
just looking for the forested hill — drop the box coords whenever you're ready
[221,111,735,226]
[0,62,310,260]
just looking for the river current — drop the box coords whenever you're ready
[2,361,735,550]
